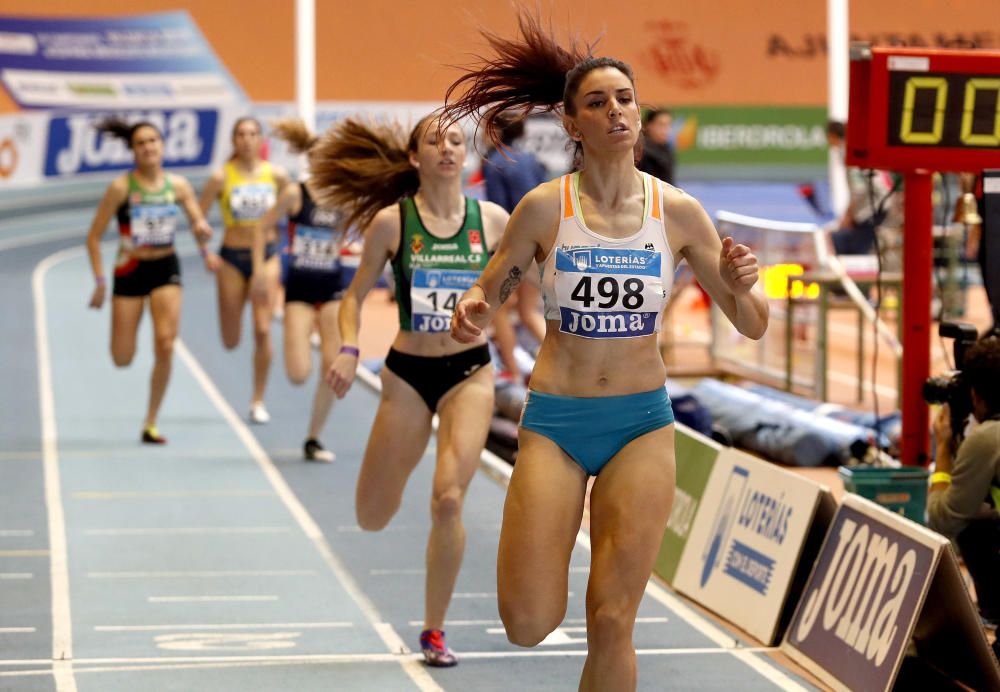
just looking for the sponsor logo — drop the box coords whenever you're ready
[0,138,18,179]
[560,308,654,337]
[645,242,655,251]
[556,247,661,276]
[411,233,424,255]
[665,488,698,539]
[45,109,216,176]
[0,31,38,55]
[642,20,720,89]
[122,83,174,98]
[431,242,459,251]
[310,208,340,228]
[699,465,789,595]
[468,228,484,254]
[793,511,927,670]
[696,124,827,151]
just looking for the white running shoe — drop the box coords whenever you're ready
[249,402,271,424]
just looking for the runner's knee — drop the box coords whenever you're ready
[500,602,562,647]
[430,486,463,524]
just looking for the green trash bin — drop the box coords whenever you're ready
[838,465,929,524]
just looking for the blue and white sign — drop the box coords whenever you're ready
[553,246,664,339]
[410,268,479,333]
[44,108,217,177]
[673,447,831,644]
[0,12,244,109]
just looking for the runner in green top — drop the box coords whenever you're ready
[309,114,509,667]
[392,195,489,332]
[84,117,213,444]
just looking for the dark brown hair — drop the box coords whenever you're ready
[439,9,635,161]
[95,117,161,149]
[230,116,262,160]
[965,336,1000,413]
[307,114,435,232]
[270,118,319,154]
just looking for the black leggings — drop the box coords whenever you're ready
[384,345,491,412]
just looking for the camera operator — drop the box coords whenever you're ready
[928,335,1000,627]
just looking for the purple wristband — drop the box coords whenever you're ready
[339,345,360,357]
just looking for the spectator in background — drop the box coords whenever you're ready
[483,115,548,375]
[826,120,899,258]
[638,108,675,186]
[928,335,1000,628]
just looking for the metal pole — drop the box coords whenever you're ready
[900,171,934,466]
[827,0,850,217]
[295,0,316,132]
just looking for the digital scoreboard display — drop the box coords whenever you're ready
[847,46,1000,171]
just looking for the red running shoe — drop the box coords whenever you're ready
[419,628,457,667]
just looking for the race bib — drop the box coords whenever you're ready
[130,202,180,247]
[553,247,664,339]
[229,183,275,222]
[410,268,480,333]
[291,225,340,272]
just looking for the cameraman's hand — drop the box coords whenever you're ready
[932,404,954,454]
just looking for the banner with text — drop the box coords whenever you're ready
[782,494,1000,692]
[653,426,721,585]
[672,447,833,644]
[0,12,244,110]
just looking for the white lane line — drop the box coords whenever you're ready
[0,228,83,253]
[88,570,317,579]
[0,628,37,634]
[85,527,290,536]
[174,341,443,692]
[0,530,36,537]
[406,617,670,627]
[0,573,34,580]
[94,622,352,632]
[337,523,501,533]
[33,246,78,692]
[72,490,272,500]
[358,366,808,691]
[147,595,279,603]
[370,568,426,576]
[0,645,788,678]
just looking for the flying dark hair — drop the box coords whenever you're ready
[439,8,635,163]
[95,117,161,149]
[270,118,319,154]
[306,114,437,232]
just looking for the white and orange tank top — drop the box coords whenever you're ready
[539,171,674,339]
[219,160,277,227]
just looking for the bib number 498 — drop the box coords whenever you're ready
[570,276,645,310]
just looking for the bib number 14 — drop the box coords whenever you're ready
[570,276,645,310]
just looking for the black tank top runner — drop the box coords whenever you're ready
[287,182,346,274]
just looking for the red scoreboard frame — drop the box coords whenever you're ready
[847,44,1000,172]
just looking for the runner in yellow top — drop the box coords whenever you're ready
[200,117,291,423]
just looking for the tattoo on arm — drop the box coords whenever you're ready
[499,266,522,304]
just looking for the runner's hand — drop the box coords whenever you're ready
[202,251,222,273]
[719,236,759,295]
[451,298,490,343]
[327,352,358,398]
[89,283,106,309]
[249,272,269,303]
[194,220,214,244]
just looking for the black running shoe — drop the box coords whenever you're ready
[304,438,335,462]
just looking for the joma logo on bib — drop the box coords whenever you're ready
[794,517,917,667]
[562,309,654,336]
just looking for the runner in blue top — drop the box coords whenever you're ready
[251,119,351,462]
[85,117,214,444]
[442,11,768,690]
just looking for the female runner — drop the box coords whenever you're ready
[200,117,290,423]
[86,117,214,443]
[310,114,509,665]
[444,13,767,690]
